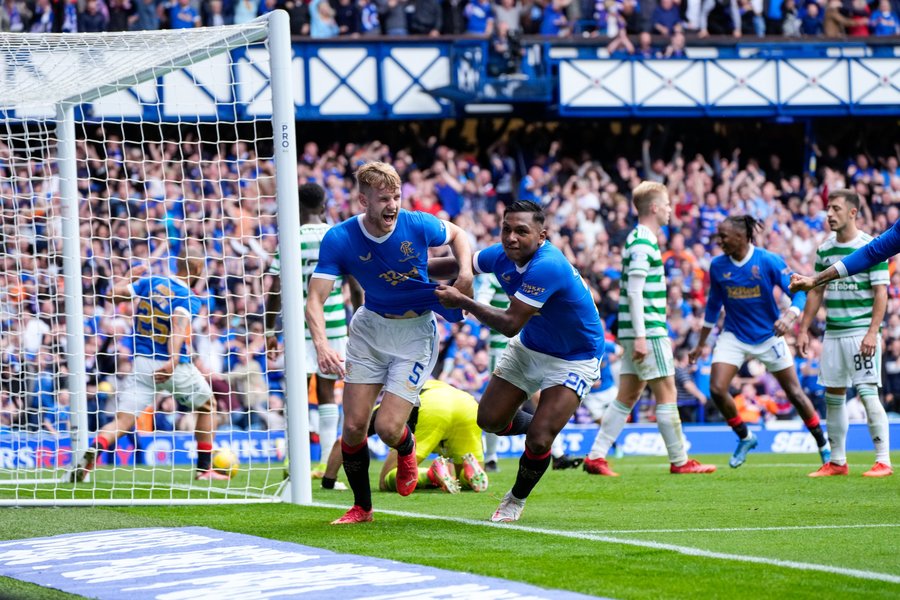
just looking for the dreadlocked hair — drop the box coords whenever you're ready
[725,215,762,243]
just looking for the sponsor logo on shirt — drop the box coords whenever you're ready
[726,285,761,299]
[379,266,420,286]
[520,283,547,296]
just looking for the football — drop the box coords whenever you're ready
[212,449,240,478]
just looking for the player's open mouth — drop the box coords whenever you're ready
[383,213,396,226]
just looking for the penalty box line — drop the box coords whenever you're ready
[314,502,900,585]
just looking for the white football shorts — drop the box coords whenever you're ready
[493,335,601,400]
[712,331,794,373]
[118,355,213,415]
[344,306,440,404]
[818,334,882,388]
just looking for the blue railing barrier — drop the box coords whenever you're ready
[5,37,900,122]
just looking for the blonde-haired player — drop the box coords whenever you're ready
[584,181,715,476]
[308,161,473,524]
[797,189,892,477]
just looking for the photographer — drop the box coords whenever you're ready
[488,20,524,76]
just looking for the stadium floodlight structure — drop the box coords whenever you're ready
[0,12,312,506]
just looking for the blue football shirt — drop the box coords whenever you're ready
[313,210,463,322]
[130,275,200,362]
[704,245,806,345]
[475,242,605,361]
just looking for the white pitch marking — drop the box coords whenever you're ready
[315,502,900,585]
[583,523,900,534]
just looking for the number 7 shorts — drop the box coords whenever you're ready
[818,334,882,388]
[493,335,601,399]
[343,306,441,404]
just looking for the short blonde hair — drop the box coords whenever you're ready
[632,181,668,216]
[355,161,401,195]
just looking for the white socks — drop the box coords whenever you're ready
[551,433,566,459]
[656,403,688,467]
[317,403,339,466]
[858,385,891,466]
[589,400,630,460]
[483,432,499,463]
[824,392,848,466]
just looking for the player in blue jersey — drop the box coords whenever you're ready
[689,216,830,468]
[791,214,900,290]
[71,245,222,483]
[434,201,605,523]
[307,161,474,525]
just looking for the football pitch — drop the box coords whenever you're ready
[1,451,898,599]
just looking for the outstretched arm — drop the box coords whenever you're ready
[793,220,900,292]
[837,220,900,278]
[434,288,538,338]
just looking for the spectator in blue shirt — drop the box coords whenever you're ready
[465,0,495,35]
[310,0,339,37]
[79,0,109,32]
[871,0,900,35]
[359,0,380,34]
[170,0,200,28]
[539,0,570,35]
[652,0,681,34]
[800,1,823,35]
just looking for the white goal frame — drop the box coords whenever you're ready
[0,11,311,506]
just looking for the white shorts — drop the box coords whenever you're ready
[620,337,675,380]
[305,337,348,380]
[344,306,440,404]
[582,385,618,420]
[818,335,882,388]
[119,355,213,415]
[494,335,601,400]
[712,331,794,373]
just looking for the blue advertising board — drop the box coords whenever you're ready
[1,422,896,469]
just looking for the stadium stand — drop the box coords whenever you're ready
[3,118,900,440]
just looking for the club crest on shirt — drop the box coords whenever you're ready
[751,265,761,280]
[398,241,420,263]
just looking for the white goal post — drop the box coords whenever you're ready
[0,11,312,506]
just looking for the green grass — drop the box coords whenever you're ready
[1,452,899,599]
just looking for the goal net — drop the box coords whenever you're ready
[0,13,312,506]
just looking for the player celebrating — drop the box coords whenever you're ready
[308,161,473,525]
[795,190,892,477]
[435,201,604,523]
[476,273,583,472]
[72,245,223,482]
[584,182,714,476]
[266,183,359,478]
[688,216,830,468]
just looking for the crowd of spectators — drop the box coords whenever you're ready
[2,0,900,42]
[3,120,900,440]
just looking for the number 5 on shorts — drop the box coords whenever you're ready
[408,362,425,385]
